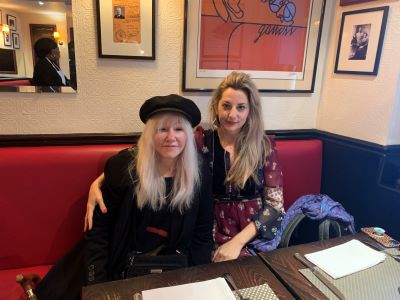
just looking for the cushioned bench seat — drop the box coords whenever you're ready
[0,140,322,298]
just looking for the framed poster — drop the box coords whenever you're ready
[7,14,17,31]
[12,32,20,49]
[3,31,12,47]
[96,0,155,59]
[183,0,326,92]
[334,6,388,75]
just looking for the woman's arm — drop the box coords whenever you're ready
[84,148,134,231]
[84,156,127,284]
[84,173,106,232]
[212,222,257,262]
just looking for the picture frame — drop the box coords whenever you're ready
[340,0,377,6]
[3,31,12,47]
[182,0,326,93]
[7,14,17,31]
[12,32,20,49]
[334,6,388,75]
[96,0,155,59]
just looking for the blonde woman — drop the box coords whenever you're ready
[204,71,283,262]
[18,95,213,300]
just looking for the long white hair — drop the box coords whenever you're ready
[130,113,200,212]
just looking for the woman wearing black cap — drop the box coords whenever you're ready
[32,38,69,88]
[17,95,213,300]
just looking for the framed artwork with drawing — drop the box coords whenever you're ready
[183,0,326,92]
[334,6,388,75]
[96,0,155,59]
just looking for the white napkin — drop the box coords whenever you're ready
[142,277,236,300]
[304,239,386,279]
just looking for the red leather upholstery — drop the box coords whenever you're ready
[0,140,321,298]
[277,140,322,209]
[0,79,31,86]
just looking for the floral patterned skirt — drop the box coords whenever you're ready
[213,196,262,256]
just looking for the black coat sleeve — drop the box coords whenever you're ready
[84,149,134,284]
[32,59,63,86]
[188,156,214,265]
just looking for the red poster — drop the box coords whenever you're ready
[199,0,311,72]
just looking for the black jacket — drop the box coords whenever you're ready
[35,149,213,299]
[32,58,69,87]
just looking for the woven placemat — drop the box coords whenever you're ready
[299,249,400,300]
[233,283,279,300]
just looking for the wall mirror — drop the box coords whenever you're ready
[0,0,76,93]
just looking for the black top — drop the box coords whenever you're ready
[206,131,264,199]
[135,177,177,253]
[32,58,69,87]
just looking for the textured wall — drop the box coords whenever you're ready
[1,0,331,135]
[317,0,400,145]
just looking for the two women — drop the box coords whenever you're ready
[19,94,213,299]
[85,72,284,262]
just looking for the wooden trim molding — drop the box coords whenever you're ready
[340,0,377,6]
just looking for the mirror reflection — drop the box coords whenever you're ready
[0,0,76,93]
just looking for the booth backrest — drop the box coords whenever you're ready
[0,79,31,86]
[0,140,322,270]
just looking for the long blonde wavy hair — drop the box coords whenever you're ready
[209,71,271,189]
[129,113,200,212]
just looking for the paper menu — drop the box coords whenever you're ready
[142,277,236,300]
[304,239,386,279]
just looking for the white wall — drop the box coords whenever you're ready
[0,0,334,135]
[317,0,400,145]
[0,0,398,147]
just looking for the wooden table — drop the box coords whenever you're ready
[258,233,374,300]
[82,255,294,299]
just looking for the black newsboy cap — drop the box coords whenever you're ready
[139,94,201,127]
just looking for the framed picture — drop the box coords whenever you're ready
[3,31,12,47]
[183,0,326,93]
[12,32,20,49]
[334,6,389,75]
[7,14,17,31]
[96,0,155,59]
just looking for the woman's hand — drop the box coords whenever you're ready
[84,173,106,231]
[212,221,258,262]
[212,239,243,262]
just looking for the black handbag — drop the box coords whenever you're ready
[122,250,188,278]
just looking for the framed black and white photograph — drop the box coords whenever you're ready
[3,31,12,47]
[7,14,17,31]
[12,32,20,49]
[96,0,155,59]
[334,6,389,75]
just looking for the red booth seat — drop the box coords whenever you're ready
[0,140,321,298]
[0,79,31,86]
